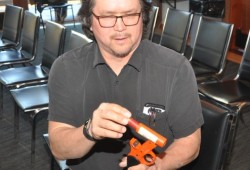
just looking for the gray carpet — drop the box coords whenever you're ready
[0,23,250,170]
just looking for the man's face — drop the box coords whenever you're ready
[91,0,143,58]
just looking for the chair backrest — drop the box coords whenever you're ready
[41,20,66,70]
[159,8,193,54]
[21,11,40,59]
[2,5,24,45]
[190,17,233,74]
[144,6,159,41]
[67,30,92,52]
[182,100,236,170]
[237,30,250,81]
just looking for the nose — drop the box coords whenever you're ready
[114,17,126,31]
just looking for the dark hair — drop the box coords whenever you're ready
[78,0,152,40]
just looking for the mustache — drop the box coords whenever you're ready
[111,33,130,39]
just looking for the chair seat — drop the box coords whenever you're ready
[0,65,48,86]
[0,39,16,50]
[199,80,250,104]
[0,50,28,63]
[10,84,48,110]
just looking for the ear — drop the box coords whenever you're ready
[90,26,93,31]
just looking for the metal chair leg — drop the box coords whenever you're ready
[0,84,3,119]
[12,103,21,153]
[39,13,46,34]
[49,7,53,21]
[31,111,37,163]
[14,103,19,140]
[70,5,76,28]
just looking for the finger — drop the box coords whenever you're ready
[93,126,125,139]
[128,164,148,170]
[99,103,131,118]
[119,157,127,167]
[92,108,128,129]
[103,109,130,125]
[99,119,127,134]
[95,103,131,125]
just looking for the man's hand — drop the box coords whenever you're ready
[90,103,132,140]
[119,157,157,170]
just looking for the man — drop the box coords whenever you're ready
[48,0,204,169]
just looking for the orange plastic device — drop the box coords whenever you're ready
[127,118,167,166]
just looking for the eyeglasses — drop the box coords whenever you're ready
[92,12,141,28]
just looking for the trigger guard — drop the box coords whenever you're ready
[142,151,156,166]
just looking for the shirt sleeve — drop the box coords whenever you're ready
[48,56,80,126]
[167,58,204,138]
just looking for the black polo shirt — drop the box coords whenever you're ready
[48,39,203,170]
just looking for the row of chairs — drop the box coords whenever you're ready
[155,7,250,170]
[0,4,92,164]
[163,7,250,170]
[158,7,233,84]
[196,30,250,170]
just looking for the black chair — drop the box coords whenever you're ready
[0,20,65,90]
[159,8,193,55]
[182,99,237,170]
[189,17,233,83]
[0,5,24,51]
[144,6,159,41]
[0,20,65,149]
[0,20,65,108]
[66,30,92,52]
[10,84,49,162]
[198,29,250,122]
[8,28,93,161]
[0,10,40,68]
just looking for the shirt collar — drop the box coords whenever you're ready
[92,40,147,72]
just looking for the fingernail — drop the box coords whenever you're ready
[122,118,129,124]
[124,111,131,118]
[122,127,127,133]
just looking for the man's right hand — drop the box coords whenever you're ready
[89,103,132,140]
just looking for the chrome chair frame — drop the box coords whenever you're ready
[189,16,234,83]
[159,8,193,55]
[198,30,250,166]
[0,11,40,68]
[0,5,24,51]
[0,20,65,129]
[144,5,159,41]
[9,27,92,162]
